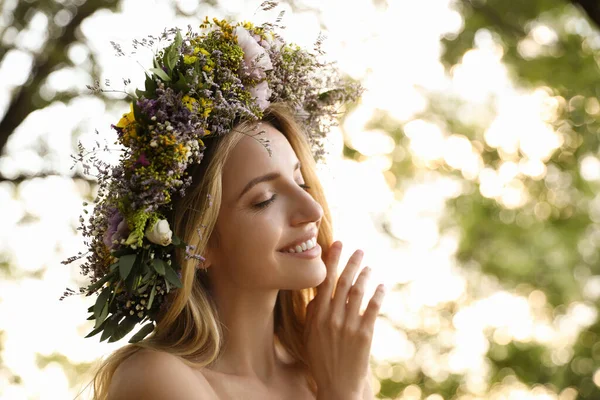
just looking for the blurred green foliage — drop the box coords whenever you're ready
[345,0,600,398]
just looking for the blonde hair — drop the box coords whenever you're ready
[87,103,334,399]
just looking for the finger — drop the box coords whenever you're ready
[315,241,343,305]
[360,284,386,334]
[330,249,364,316]
[344,266,371,328]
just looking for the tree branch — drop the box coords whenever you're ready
[0,172,97,185]
[0,0,120,156]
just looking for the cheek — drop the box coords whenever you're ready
[220,214,282,263]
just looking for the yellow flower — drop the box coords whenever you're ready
[203,108,211,118]
[182,95,198,111]
[199,48,210,56]
[202,65,212,73]
[116,103,137,141]
[116,103,135,129]
[162,134,175,146]
[183,55,198,65]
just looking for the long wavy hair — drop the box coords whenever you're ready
[86,102,334,399]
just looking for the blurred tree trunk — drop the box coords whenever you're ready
[0,0,120,161]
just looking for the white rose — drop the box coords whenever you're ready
[249,80,272,111]
[234,26,273,80]
[145,219,173,246]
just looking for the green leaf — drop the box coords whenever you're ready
[173,29,183,49]
[87,271,114,293]
[138,281,150,294]
[125,269,137,292]
[109,262,119,272]
[172,71,189,93]
[163,31,182,73]
[124,254,143,291]
[143,267,154,282]
[166,48,178,73]
[93,288,111,319]
[111,248,135,258]
[171,234,186,248]
[164,264,183,288]
[144,74,157,97]
[152,258,166,276]
[147,282,157,310]
[132,102,145,123]
[149,67,172,82]
[111,281,122,303]
[100,316,120,342]
[94,302,109,329]
[129,322,155,344]
[85,318,108,338]
[119,254,137,281]
[108,317,138,343]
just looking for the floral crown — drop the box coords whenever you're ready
[61,13,363,344]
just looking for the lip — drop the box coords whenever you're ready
[278,230,319,252]
[278,242,321,259]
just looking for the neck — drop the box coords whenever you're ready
[207,278,288,385]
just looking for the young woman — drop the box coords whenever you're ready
[66,16,385,400]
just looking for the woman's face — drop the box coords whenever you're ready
[205,123,326,291]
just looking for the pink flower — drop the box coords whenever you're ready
[103,209,129,250]
[249,80,272,111]
[234,26,273,80]
[135,153,150,167]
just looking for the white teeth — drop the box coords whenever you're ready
[286,237,317,253]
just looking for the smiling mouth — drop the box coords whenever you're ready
[279,237,317,254]
[277,242,321,259]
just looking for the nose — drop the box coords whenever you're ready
[290,184,323,226]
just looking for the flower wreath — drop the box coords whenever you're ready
[61,11,363,344]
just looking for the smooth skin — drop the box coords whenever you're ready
[305,241,386,400]
[108,242,384,400]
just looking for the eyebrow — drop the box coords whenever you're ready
[237,160,302,201]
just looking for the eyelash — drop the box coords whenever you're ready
[253,184,311,210]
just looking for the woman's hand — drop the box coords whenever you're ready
[304,241,386,399]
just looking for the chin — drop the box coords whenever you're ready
[283,260,327,290]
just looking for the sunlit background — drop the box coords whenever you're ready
[1,0,600,399]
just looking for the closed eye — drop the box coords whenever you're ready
[252,183,311,211]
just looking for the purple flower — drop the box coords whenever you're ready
[103,208,129,250]
[135,153,150,167]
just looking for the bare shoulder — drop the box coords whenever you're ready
[108,348,217,400]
